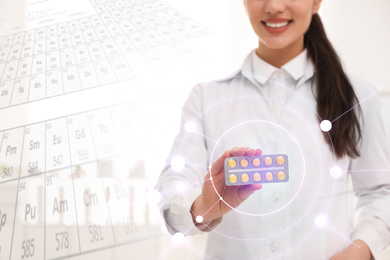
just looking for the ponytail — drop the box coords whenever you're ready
[304,14,362,159]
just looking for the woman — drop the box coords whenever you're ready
[156,0,390,259]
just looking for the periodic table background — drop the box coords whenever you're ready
[0,0,223,259]
[0,0,389,259]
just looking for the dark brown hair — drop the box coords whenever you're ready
[304,14,362,159]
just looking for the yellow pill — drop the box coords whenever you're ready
[277,171,286,180]
[265,172,273,181]
[253,173,261,182]
[241,174,249,183]
[229,174,237,184]
[240,159,249,167]
[264,157,272,166]
[252,158,260,166]
[276,156,285,165]
[228,159,237,168]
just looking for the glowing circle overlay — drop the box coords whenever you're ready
[209,120,306,217]
[195,215,203,223]
[184,121,196,133]
[173,232,185,244]
[330,166,342,179]
[315,215,327,227]
[320,120,332,132]
[170,156,185,171]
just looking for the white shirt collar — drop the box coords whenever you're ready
[241,49,315,87]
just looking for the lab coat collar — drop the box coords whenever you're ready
[241,49,315,87]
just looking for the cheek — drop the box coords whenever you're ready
[291,7,314,33]
[246,10,263,33]
[245,1,264,20]
[300,13,314,33]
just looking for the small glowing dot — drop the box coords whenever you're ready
[220,197,223,200]
[330,166,342,179]
[148,190,161,204]
[171,156,185,171]
[320,120,332,132]
[195,216,203,223]
[184,121,196,133]
[315,215,327,227]
[176,183,186,192]
[209,177,213,181]
[173,232,185,244]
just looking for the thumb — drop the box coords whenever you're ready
[210,150,230,174]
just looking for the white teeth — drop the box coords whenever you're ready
[265,21,289,28]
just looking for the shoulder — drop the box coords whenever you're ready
[348,74,387,129]
[191,51,254,94]
[348,74,381,100]
[191,69,246,95]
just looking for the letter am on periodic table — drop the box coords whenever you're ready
[0,0,216,259]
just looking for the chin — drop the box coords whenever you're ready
[261,40,291,51]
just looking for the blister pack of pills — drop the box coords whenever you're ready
[224,154,289,186]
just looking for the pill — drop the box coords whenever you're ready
[241,174,249,183]
[240,159,248,167]
[229,174,237,184]
[264,157,272,166]
[277,171,286,180]
[252,158,260,166]
[253,173,261,182]
[228,159,237,168]
[265,172,273,181]
[276,156,284,165]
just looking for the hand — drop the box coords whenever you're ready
[191,147,263,225]
[330,240,372,260]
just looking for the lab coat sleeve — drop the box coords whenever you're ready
[155,84,210,236]
[349,91,390,259]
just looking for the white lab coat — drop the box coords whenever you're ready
[156,50,390,259]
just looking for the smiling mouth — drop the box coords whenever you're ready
[262,20,293,28]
